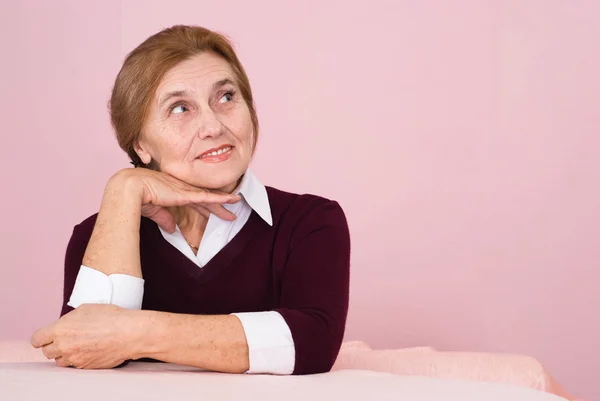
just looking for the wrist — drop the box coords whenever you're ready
[98,169,145,219]
[106,169,145,203]
[127,310,164,360]
[123,309,146,361]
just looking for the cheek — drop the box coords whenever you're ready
[151,125,191,162]
[164,116,196,145]
[223,109,254,149]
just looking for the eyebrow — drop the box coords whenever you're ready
[159,90,191,108]
[213,78,235,90]
[158,79,237,108]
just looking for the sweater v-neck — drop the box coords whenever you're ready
[141,209,271,285]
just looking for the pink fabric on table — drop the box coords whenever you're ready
[331,342,577,401]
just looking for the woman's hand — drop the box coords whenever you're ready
[111,168,241,233]
[30,304,141,369]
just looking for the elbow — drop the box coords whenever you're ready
[290,319,346,375]
[276,305,348,376]
[292,335,342,375]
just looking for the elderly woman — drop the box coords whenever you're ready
[30,25,350,375]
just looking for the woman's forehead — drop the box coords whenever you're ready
[156,53,236,97]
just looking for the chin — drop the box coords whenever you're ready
[163,159,247,192]
[190,169,244,192]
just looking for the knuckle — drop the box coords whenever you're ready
[55,341,68,355]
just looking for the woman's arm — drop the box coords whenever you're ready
[131,311,250,373]
[78,168,239,278]
[31,302,251,371]
[82,172,144,278]
[59,172,147,316]
[62,170,239,315]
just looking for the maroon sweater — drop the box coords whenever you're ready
[60,186,351,375]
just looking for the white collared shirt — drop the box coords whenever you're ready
[67,170,295,374]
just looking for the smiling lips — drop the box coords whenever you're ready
[196,145,233,163]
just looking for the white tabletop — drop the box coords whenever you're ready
[0,361,566,401]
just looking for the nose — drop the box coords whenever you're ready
[195,108,223,140]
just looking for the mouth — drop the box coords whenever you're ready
[196,145,234,163]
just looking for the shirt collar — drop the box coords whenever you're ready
[233,169,273,226]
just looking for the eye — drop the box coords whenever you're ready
[170,104,188,114]
[218,91,235,104]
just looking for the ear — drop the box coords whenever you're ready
[133,139,153,165]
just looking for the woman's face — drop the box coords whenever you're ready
[135,52,254,193]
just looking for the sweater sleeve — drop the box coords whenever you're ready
[274,199,351,375]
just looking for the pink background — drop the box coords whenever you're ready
[1,1,598,399]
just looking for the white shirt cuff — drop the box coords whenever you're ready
[232,311,295,375]
[67,265,144,310]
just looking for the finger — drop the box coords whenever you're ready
[42,343,61,360]
[188,191,240,205]
[211,191,241,204]
[188,204,211,219]
[30,326,55,348]
[54,356,72,368]
[224,195,242,204]
[204,204,237,221]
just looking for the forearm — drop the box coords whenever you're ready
[130,310,250,373]
[82,172,143,278]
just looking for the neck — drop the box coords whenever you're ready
[170,206,208,235]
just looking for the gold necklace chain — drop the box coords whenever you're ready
[185,239,199,251]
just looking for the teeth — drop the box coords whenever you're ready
[201,146,231,158]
